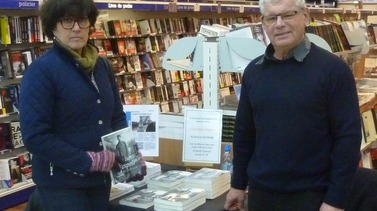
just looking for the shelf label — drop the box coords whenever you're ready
[95,2,157,11]
[177,4,194,12]
[0,0,38,9]
[239,6,244,13]
[194,3,200,12]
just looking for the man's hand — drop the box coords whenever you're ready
[319,202,344,211]
[224,188,246,211]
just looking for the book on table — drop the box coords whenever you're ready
[147,170,192,191]
[119,188,167,209]
[184,167,231,199]
[101,127,143,184]
[153,187,206,211]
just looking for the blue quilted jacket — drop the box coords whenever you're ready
[19,42,127,188]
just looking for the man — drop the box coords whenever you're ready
[115,134,130,162]
[224,0,361,210]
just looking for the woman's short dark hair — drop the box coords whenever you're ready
[40,0,99,39]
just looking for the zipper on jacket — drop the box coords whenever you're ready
[50,163,54,176]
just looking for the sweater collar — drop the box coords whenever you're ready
[256,35,311,64]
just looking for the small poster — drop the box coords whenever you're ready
[183,108,223,163]
[123,105,159,157]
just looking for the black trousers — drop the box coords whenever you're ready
[248,188,325,211]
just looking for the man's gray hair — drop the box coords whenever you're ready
[259,0,306,14]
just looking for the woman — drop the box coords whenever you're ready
[19,0,133,210]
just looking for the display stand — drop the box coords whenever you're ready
[162,32,266,111]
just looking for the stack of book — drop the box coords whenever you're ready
[184,167,231,199]
[153,187,206,211]
[147,170,192,191]
[128,161,162,188]
[119,188,167,210]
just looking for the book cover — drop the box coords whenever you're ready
[126,39,137,55]
[10,51,26,78]
[101,127,143,184]
[148,170,192,189]
[93,39,106,57]
[109,182,135,201]
[138,19,151,35]
[0,87,14,114]
[18,151,32,180]
[103,39,114,56]
[153,187,206,208]
[119,188,167,209]
[0,50,13,79]
[6,121,23,149]
[116,39,126,55]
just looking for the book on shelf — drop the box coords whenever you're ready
[0,50,13,79]
[0,16,11,45]
[141,54,155,70]
[119,188,167,209]
[147,170,192,191]
[138,19,151,35]
[4,121,23,149]
[91,20,106,38]
[116,39,126,55]
[126,39,137,55]
[153,70,164,86]
[361,110,377,143]
[10,51,26,78]
[17,151,32,180]
[21,50,34,68]
[0,86,15,115]
[149,19,158,35]
[101,127,144,184]
[128,55,142,72]
[93,40,106,57]
[0,156,26,188]
[153,187,206,211]
[103,39,114,56]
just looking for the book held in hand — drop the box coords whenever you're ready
[101,127,143,184]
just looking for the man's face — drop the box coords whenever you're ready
[262,0,309,52]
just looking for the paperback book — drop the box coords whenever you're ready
[119,188,167,209]
[148,170,192,191]
[101,127,143,184]
[153,187,206,211]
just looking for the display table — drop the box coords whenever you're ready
[110,191,230,211]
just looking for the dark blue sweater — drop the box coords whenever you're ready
[231,43,361,208]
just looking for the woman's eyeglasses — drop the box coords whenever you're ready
[59,17,90,29]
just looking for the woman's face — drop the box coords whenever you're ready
[53,17,90,55]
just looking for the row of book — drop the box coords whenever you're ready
[122,77,203,105]
[91,34,172,57]
[0,47,48,80]
[107,52,164,75]
[92,16,255,38]
[119,168,231,211]
[0,15,45,45]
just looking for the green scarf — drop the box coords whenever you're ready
[55,38,98,73]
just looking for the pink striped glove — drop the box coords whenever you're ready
[87,151,116,172]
